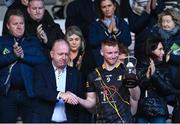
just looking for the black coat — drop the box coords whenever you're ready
[65,0,99,43]
[136,57,178,118]
[172,65,180,122]
[33,63,84,122]
[137,57,176,97]
[25,10,64,58]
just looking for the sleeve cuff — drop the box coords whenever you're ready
[57,91,63,100]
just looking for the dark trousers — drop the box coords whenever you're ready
[172,96,180,123]
[172,106,180,122]
[137,117,166,123]
[0,90,34,123]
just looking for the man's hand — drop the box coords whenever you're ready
[151,0,157,10]
[37,24,48,44]
[13,42,24,59]
[58,91,79,105]
[146,0,152,14]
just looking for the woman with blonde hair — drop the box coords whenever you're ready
[65,25,86,69]
[65,25,96,81]
[65,25,96,122]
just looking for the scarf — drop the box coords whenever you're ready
[158,26,180,40]
[129,0,149,15]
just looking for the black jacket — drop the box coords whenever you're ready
[25,10,64,57]
[33,63,84,122]
[136,57,178,118]
[65,0,99,43]
[137,57,177,98]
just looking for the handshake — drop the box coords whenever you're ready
[58,91,79,105]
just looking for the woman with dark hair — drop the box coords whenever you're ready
[88,0,131,67]
[136,37,177,123]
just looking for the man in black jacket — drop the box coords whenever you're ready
[33,39,84,123]
[26,0,64,58]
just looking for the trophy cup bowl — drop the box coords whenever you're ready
[123,56,138,88]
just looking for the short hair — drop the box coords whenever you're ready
[118,43,128,55]
[158,8,180,27]
[144,36,164,58]
[51,39,70,51]
[28,0,44,6]
[65,25,86,51]
[6,9,24,24]
[101,39,119,47]
[29,0,44,3]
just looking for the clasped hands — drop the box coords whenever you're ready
[107,18,119,34]
[58,91,79,105]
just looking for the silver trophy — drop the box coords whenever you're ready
[123,55,138,88]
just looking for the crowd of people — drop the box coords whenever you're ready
[0,0,180,123]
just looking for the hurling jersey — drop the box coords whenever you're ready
[86,64,133,123]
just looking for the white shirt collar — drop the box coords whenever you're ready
[52,62,66,73]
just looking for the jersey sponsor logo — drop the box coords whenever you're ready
[94,77,101,81]
[117,75,122,81]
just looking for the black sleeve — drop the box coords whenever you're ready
[86,72,96,92]
[33,66,58,102]
[65,1,78,29]
[151,68,176,96]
